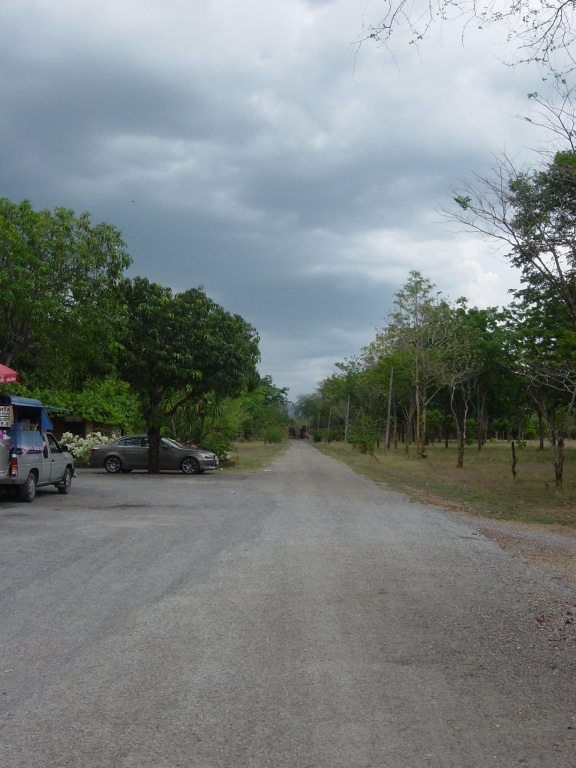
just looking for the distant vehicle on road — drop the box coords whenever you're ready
[89,435,219,475]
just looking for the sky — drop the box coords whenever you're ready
[0,0,554,400]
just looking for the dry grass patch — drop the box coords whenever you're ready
[226,440,290,472]
[313,440,576,526]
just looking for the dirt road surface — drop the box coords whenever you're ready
[1,441,575,767]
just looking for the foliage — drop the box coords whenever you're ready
[448,146,576,324]
[67,378,142,433]
[60,431,116,464]
[0,198,131,388]
[348,412,379,454]
[118,277,260,472]
[373,271,455,458]
[303,260,576,486]
[198,427,238,461]
[168,375,288,458]
[263,425,286,443]
[235,376,290,440]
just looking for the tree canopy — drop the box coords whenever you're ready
[0,198,131,386]
[118,277,261,472]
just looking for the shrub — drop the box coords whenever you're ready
[61,431,116,464]
[263,426,285,443]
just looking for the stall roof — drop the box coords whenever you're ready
[0,395,44,408]
[0,395,55,430]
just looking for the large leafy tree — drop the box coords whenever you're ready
[119,277,260,472]
[505,283,576,486]
[0,198,131,386]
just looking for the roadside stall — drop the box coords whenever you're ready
[0,394,74,502]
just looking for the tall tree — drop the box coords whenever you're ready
[505,285,576,486]
[118,277,260,473]
[376,271,453,457]
[0,198,131,385]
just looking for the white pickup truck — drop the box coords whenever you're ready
[0,395,75,502]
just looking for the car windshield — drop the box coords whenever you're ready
[161,438,184,449]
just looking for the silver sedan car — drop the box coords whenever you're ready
[89,435,219,475]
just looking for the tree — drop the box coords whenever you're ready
[243,376,290,442]
[69,378,142,434]
[0,198,131,386]
[375,271,453,458]
[434,303,481,468]
[505,286,576,486]
[119,277,260,472]
[450,143,576,323]
[362,0,576,75]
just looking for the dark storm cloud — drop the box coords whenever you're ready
[0,0,548,395]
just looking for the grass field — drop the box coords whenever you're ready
[311,439,576,526]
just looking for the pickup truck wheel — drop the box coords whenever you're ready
[181,456,200,474]
[57,467,72,494]
[104,456,122,474]
[19,473,37,503]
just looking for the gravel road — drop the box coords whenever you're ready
[1,440,575,767]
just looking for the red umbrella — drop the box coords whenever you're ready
[0,364,18,384]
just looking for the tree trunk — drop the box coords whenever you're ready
[476,389,487,451]
[416,396,427,458]
[457,431,465,469]
[554,437,564,489]
[148,425,161,474]
[538,411,545,451]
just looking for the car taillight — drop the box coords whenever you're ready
[9,454,18,478]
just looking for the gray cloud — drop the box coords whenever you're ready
[0,0,548,397]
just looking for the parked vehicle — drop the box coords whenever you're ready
[0,395,75,502]
[89,435,219,475]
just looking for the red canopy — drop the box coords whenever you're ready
[0,364,18,384]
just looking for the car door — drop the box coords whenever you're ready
[117,436,148,470]
[159,438,181,470]
[45,432,67,482]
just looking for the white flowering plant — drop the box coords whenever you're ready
[60,431,116,464]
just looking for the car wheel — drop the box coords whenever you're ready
[57,467,72,494]
[19,472,37,502]
[104,456,123,474]
[181,456,200,474]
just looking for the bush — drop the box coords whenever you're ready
[263,426,285,443]
[60,431,116,464]
[198,429,236,461]
[348,415,378,454]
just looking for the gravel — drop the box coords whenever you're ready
[1,440,575,767]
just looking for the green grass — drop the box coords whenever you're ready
[312,440,576,526]
[226,440,290,472]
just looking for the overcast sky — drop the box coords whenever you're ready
[1,0,552,398]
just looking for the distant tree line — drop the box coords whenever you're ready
[296,108,576,488]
